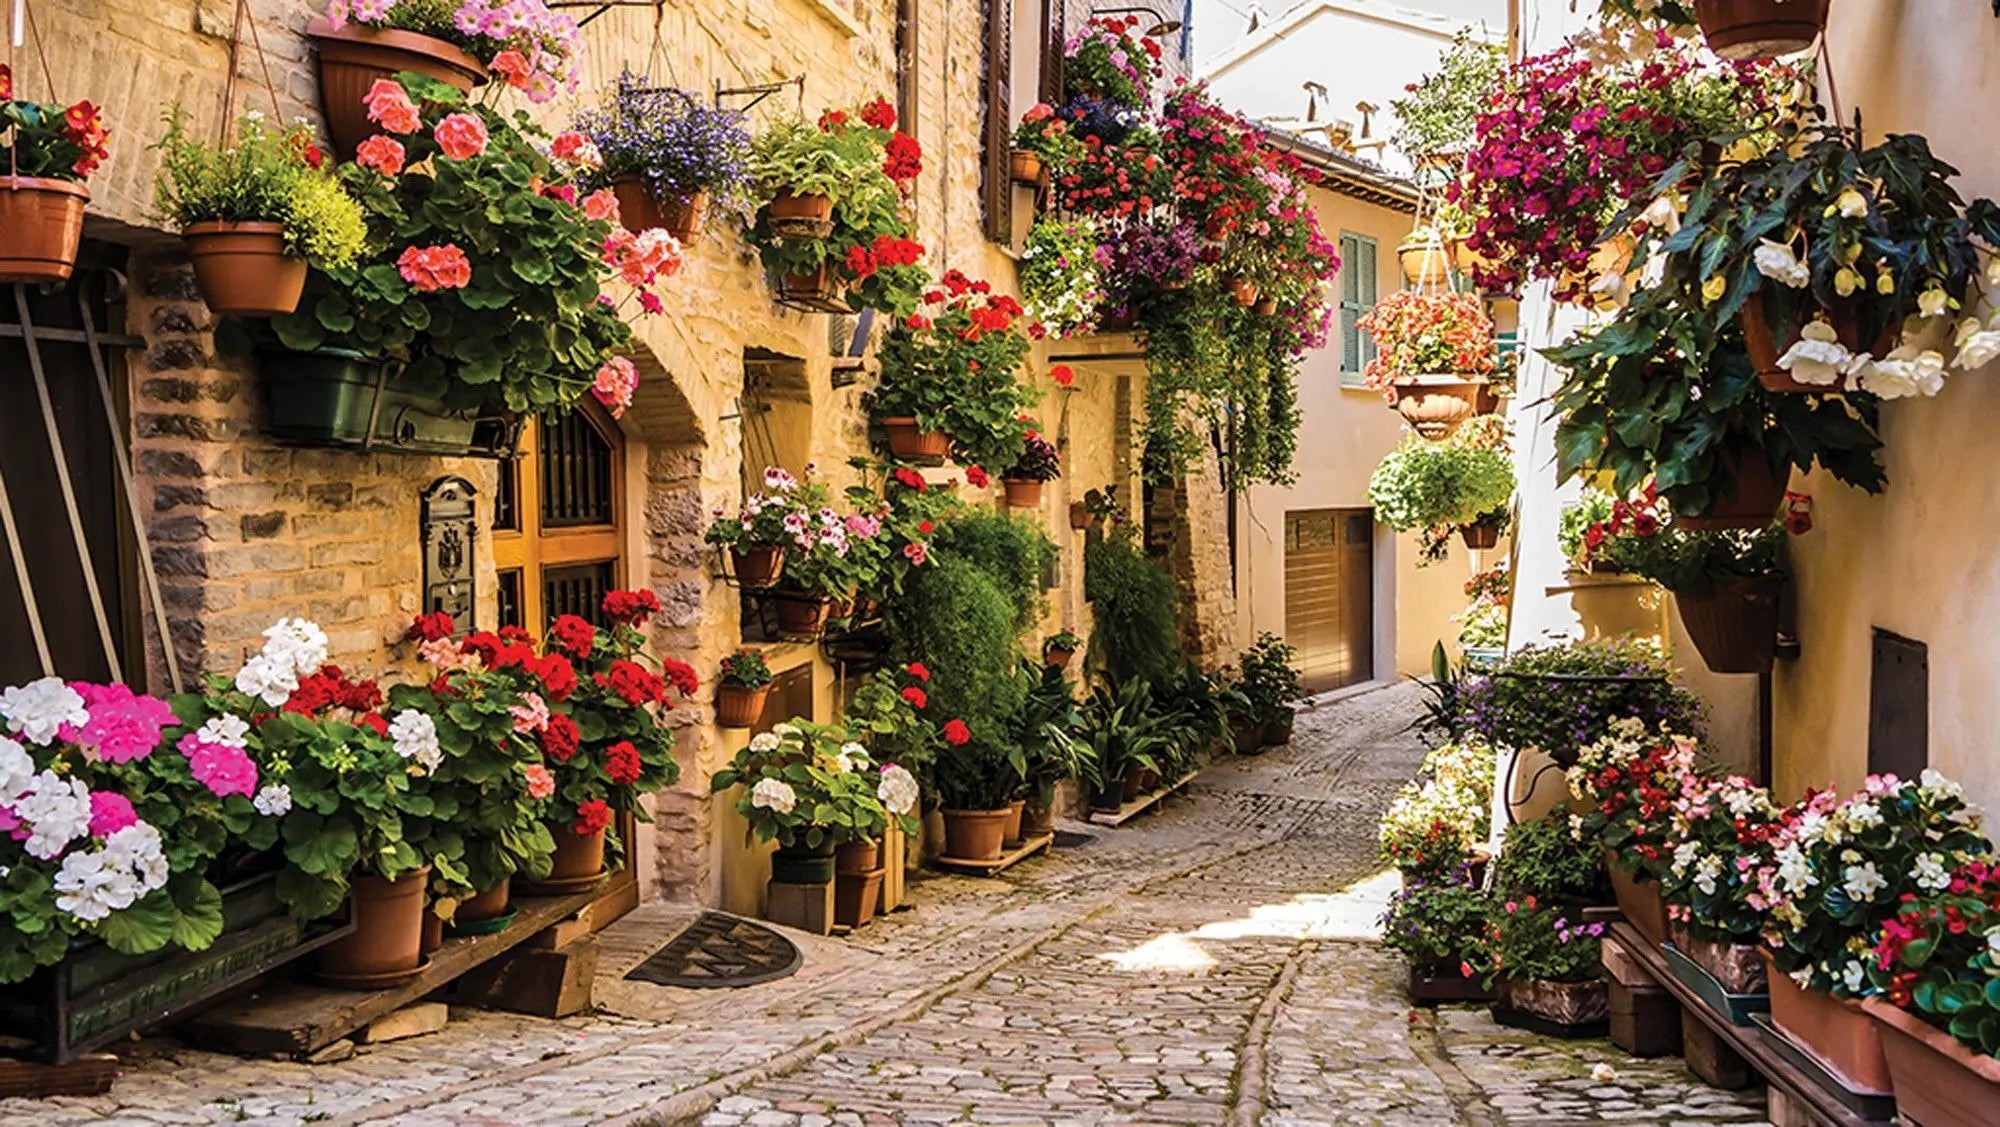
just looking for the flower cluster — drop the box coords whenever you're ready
[1660,773,1783,944]
[1062,14,1162,109]
[325,0,583,102]
[1379,739,1495,879]
[1488,895,1607,985]
[712,719,920,850]
[0,68,110,180]
[1567,718,1701,880]
[1355,291,1496,388]
[873,272,1041,471]
[1019,218,1106,338]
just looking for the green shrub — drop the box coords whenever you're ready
[1493,815,1606,903]
[934,511,1054,637]
[1083,536,1182,685]
[885,556,1028,809]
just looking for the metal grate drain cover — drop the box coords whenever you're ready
[624,911,802,989]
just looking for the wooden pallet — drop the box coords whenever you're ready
[933,833,1053,877]
[185,888,602,1059]
[1608,922,1892,1127]
[1088,772,1198,827]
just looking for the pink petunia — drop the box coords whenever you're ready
[433,112,489,161]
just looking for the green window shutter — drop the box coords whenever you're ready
[1339,233,1379,386]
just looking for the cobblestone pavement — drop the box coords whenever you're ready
[3,684,1771,1126]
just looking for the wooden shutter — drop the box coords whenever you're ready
[982,0,1014,243]
[1040,0,1065,103]
[1338,233,1378,385]
[896,0,919,138]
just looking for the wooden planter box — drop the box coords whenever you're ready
[1866,997,2000,1127]
[1409,967,1492,1005]
[0,872,353,1064]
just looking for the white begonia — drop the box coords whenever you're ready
[1920,768,1964,801]
[1754,239,1811,288]
[1841,960,1867,993]
[1845,801,1884,830]
[261,617,330,675]
[1859,345,1948,400]
[234,654,298,709]
[748,732,781,753]
[53,821,169,922]
[1952,313,2000,371]
[388,710,443,774]
[1775,320,1854,387]
[1694,855,1724,896]
[1843,862,1888,902]
[1912,852,1951,892]
[0,677,90,746]
[877,764,920,816]
[198,713,251,750]
[1722,787,1764,818]
[1774,844,1818,895]
[252,784,293,817]
[1987,926,2000,956]
[750,777,797,815]
[14,771,91,860]
[0,736,34,805]
[1671,840,1700,877]
[1638,193,1682,234]
[1796,809,1832,843]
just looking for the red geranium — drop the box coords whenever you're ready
[408,612,456,642]
[942,719,971,745]
[604,740,642,786]
[602,588,662,627]
[900,686,928,709]
[659,658,700,698]
[596,659,667,706]
[965,466,990,488]
[883,132,923,183]
[533,654,578,701]
[541,712,580,761]
[859,98,897,130]
[906,662,930,682]
[572,798,612,837]
[550,614,597,658]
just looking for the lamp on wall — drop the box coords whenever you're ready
[1093,4,1182,36]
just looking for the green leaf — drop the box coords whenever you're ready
[96,889,180,955]
[168,878,226,950]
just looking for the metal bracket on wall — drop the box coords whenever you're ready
[544,0,659,29]
[715,75,805,113]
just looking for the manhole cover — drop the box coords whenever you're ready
[624,912,802,988]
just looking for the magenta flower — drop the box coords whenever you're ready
[58,682,175,764]
[87,791,139,837]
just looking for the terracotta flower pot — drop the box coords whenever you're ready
[545,825,607,882]
[940,808,1011,861]
[1866,996,2000,1127]
[316,866,430,987]
[1676,574,1782,674]
[715,683,771,728]
[1253,297,1278,316]
[1009,149,1045,186]
[610,176,708,244]
[1606,855,1668,946]
[1021,797,1055,838]
[1397,240,1451,288]
[457,876,513,923]
[0,176,89,285]
[1764,950,1892,1094]
[421,908,444,956]
[1388,375,1498,439]
[183,221,307,318]
[308,18,487,159]
[1002,478,1044,508]
[776,262,851,309]
[732,545,785,588]
[835,839,880,875]
[881,417,951,460]
[834,866,884,928]
[1261,712,1296,747]
[1227,277,1260,307]
[1739,297,1897,393]
[769,190,834,225]
[1001,799,1027,848]
[774,594,830,636]
[1068,501,1092,530]
[1045,647,1075,670]
[1693,0,1830,60]
[1459,520,1502,550]
[1676,446,1787,531]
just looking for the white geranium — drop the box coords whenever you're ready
[54,821,169,922]
[750,778,797,815]
[877,764,920,816]
[771,723,800,738]
[1775,320,1854,387]
[1754,239,1811,288]
[749,732,780,753]
[1912,852,1950,892]
[261,617,329,674]
[0,677,90,746]
[234,654,298,709]
[1859,345,1948,400]
[252,784,293,817]
[1842,862,1888,902]
[14,771,91,860]
[0,736,33,805]
[388,710,442,774]
[198,713,251,750]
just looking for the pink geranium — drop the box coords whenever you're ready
[362,79,420,134]
[489,49,531,88]
[58,682,175,764]
[550,131,601,168]
[581,188,619,222]
[433,112,489,161]
[591,356,639,417]
[87,791,138,837]
[397,244,473,292]
[523,763,555,800]
[181,736,258,798]
[355,134,405,177]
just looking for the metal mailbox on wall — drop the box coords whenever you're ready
[421,476,479,629]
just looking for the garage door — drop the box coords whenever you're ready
[1284,509,1374,694]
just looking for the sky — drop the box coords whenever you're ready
[1187,0,1511,69]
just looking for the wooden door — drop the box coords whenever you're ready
[1284,509,1374,694]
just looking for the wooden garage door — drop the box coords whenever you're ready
[1284,509,1374,694]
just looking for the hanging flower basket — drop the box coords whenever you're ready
[732,545,786,588]
[1739,298,1898,394]
[1387,375,1498,439]
[184,221,307,317]
[1253,297,1277,316]
[1676,573,1782,674]
[610,176,709,244]
[1459,513,1504,550]
[307,18,488,159]
[1865,996,2000,1127]
[715,683,771,728]
[1009,149,1045,186]
[881,416,951,460]
[1002,478,1044,508]
[1693,0,1830,61]
[768,189,834,238]
[1676,446,1787,531]
[0,176,88,285]
[1397,238,1451,288]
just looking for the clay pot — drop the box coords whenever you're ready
[308,18,487,158]
[1001,799,1027,848]
[1388,375,1498,439]
[774,594,830,636]
[183,221,307,317]
[1045,647,1075,670]
[835,839,880,875]
[1459,519,1502,550]
[1253,297,1277,316]
[1764,951,1891,1093]
[545,825,607,883]
[0,176,88,285]
[1397,239,1451,288]
[1676,446,1787,531]
[1097,309,1137,333]
[421,908,444,956]
[1866,996,2000,1126]
[834,866,884,928]
[317,866,430,986]
[732,545,786,588]
[881,417,951,460]
[1021,797,1055,838]
[1227,276,1259,308]
[611,177,710,245]
[940,808,1011,861]
[1676,574,1782,674]
[1740,297,1897,394]
[776,263,850,308]
[1002,478,1044,508]
[459,876,513,923]
[1009,149,1046,186]
[1261,711,1296,747]
[1068,502,1092,530]
[1606,855,1668,946]
[716,683,771,728]
[769,190,834,225]
[1693,0,1829,60]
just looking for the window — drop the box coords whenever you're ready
[981,0,1015,242]
[491,401,626,633]
[1338,232,1379,387]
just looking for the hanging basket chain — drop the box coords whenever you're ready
[220,0,287,145]
[8,0,67,182]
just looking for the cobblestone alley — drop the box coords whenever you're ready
[3,685,1766,1127]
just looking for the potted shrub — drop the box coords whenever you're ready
[1389,27,1505,169]
[0,86,107,284]
[704,466,827,589]
[873,273,1038,466]
[1042,630,1082,671]
[1486,897,1611,1034]
[1761,772,1990,1095]
[1358,291,1497,436]
[1379,738,1495,882]
[932,702,1028,861]
[714,720,918,900]
[573,72,751,244]
[153,108,367,318]
[715,649,774,728]
[1239,633,1302,746]
[1382,876,1494,1003]
[271,76,666,445]
[1009,660,1088,841]
[1001,430,1061,508]
[1077,679,1169,812]
[1565,718,1700,949]
[1367,421,1516,565]
[1862,858,2000,1124]
[307,0,583,156]
[1010,102,1083,187]
[1657,773,1778,1012]
[1492,814,1608,909]
[747,104,927,315]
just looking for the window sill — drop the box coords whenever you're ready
[797,0,863,37]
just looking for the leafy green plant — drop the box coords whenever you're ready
[1044,630,1083,657]
[1389,27,1507,164]
[1458,639,1705,767]
[1083,535,1183,686]
[1493,815,1605,904]
[711,720,917,848]
[154,108,367,269]
[1381,877,1492,976]
[1149,664,1240,776]
[932,510,1053,638]
[1019,217,1105,337]
[885,556,1028,806]
[1011,660,1092,806]
[1368,431,1515,563]
[1456,599,1508,650]
[872,276,1038,469]
[1867,860,2000,1055]
[719,649,773,690]
[1237,634,1302,726]
[749,114,885,200]
[1619,523,1784,597]
[1077,678,1172,791]
[842,663,941,802]
[1487,897,1606,985]
[1005,432,1062,483]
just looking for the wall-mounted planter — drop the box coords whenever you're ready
[308,18,487,159]
[715,682,771,727]
[259,348,495,457]
[0,176,88,285]
[1693,0,1830,60]
[610,177,708,244]
[881,416,950,460]
[1002,478,1044,508]
[184,221,306,317]
[1676,446,1786,531]
[1676,573,1782,674]
[774,263,853,313]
